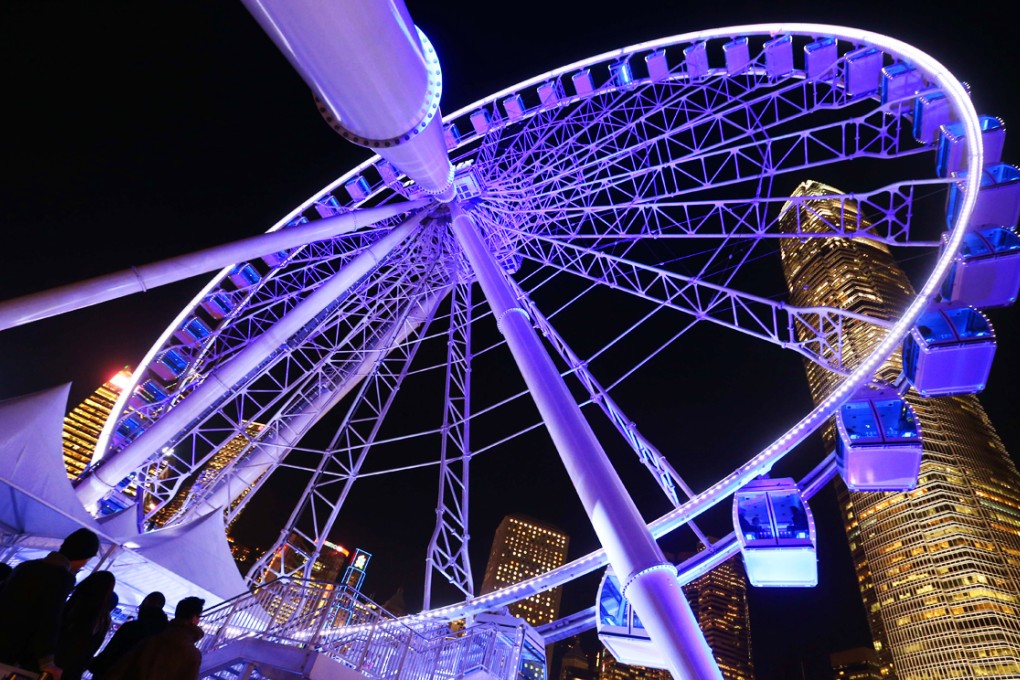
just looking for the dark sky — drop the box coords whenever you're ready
[2,2,1019,678]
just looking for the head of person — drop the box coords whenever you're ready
[140,591,166,611]
[59,528,101,572]
[175,596,205,624]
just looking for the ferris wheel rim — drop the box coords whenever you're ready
[92,22,983,628]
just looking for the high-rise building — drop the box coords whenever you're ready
[596,649,669,680]
[779,180,1020,679]
[831,647,885,680]
[680,554,754,680]
[480,514,569,627]
[261,532,352,625]
[61,367,133,478]
[559,637,593,680]
[149,422,265,527]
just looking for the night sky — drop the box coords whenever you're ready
[2,2,1019,678]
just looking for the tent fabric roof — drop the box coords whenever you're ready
[0,384,105,538]
[122,510,249,601]
[0,385,248,606]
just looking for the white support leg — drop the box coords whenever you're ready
[448,205,721,680]
[0,199,431,331]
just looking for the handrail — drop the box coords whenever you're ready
[196,576,529,680]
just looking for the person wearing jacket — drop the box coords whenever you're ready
[0,528,101,680]
[55,570,117,680]
[89,591,168,679]
[107,596,205,680]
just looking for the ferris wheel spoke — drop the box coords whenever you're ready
[425,282,475,606]
[498,63,838,189]
[138,226,452,528]
[523,107,922,213]
[246,285,449,583]
[512,65,866,196]
[515,230,894,372]
[503,178,951,246]
[511,279,712,547]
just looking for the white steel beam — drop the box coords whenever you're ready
[75,209,433,511]
[0,199,430,332]
[241,0,454,198]
[449,204,721,680]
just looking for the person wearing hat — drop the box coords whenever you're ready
[0,527,101,679]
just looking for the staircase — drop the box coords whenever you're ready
[196,578,535,680]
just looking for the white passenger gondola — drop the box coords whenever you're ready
[733,478,817,587]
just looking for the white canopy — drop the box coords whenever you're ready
[0,384,105,538]
[0,385,248,607]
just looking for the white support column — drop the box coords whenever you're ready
[0,199,430,331]
[449,205,721,680]
[75,209,433,511]
[242,0,453,198]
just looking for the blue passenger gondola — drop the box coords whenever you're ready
[200,292,236,320]
[733,478,817,587]
[836,385,922,492]
[596,570,669,670]
[173,317,212,345]
[129,379,169,410]
[947,164,1020,230]
[151,349,188,383]
[902,306,996,397]
[228,263,261,289]
[941,227,1020,308]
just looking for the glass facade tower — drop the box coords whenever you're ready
[480,514,569,627]
[61,368,132,478]
[779,180,1020,679]
[681,554,754,680]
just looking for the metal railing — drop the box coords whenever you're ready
[198,577,526,680]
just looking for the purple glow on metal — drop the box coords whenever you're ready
[75,22,991,638]
[904,307,997,397]
[836,386,922,492]
[450,204,721,679]
[942,227,1020,308]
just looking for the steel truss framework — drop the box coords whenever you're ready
[75,24,988,630]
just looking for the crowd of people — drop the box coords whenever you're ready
[0,529,207,680]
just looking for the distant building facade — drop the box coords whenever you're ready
[559,637,593,680]
[480,514,569,627]
[61,367,132,478]
[596,649,669,680]
[150,422,265,527]
[831,647,884,680]
[779,181,1020,679]
[681,554,754,680]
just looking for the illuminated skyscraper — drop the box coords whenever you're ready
[779,181,1020,679]
[680,554,754,680]
[596,649,669,680]
[831,647,884,680]
[61,367,133,479]
[149,422,265,527]
[480,515,569,627]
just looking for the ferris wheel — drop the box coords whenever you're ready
[20,5,1011,678]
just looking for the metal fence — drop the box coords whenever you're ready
[198,577,526,680]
